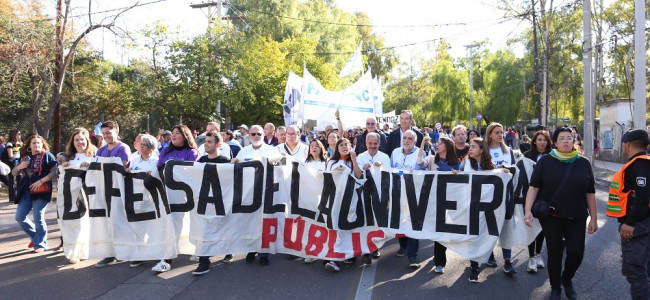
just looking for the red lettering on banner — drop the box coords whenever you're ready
[352,232,362,257]
[325,230,346,259]
[395,233,405,238]
[366,230,385,252]
[284,217,305,251]
[261,218,278,249]
[305,224,327,256]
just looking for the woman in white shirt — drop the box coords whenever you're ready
[128,134,159,173]
[304,139,327,171]
[61,128,96,168]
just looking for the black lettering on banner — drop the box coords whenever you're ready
[290,162,316,219]
[86,162,103,217]
[264,158,286,214]
[62,169,88,220]
[436,174,468,234]
[390,173,401,229]
[143,173,170,217]
[317,172,335,229]
[197,164,226,216]
[124,173,157,222]
[403,174,434,231]
[469,174,503,236]
[164,161,196,213]
[338,175,364,230]
[361,170,385,227]
[232,160,264,213]
[87,162,124,217]
[513,160,530,206]
[504,166,517,220]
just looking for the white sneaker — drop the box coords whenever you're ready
[535,254,545,268]
[152,260,171,273]
[304,258,317,264]
[324,261,340,272]
[527,257,537,273]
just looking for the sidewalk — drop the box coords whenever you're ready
[593,159,622,185]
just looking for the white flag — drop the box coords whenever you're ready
[338,41,363,78]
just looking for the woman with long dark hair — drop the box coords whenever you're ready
[323,138,363,272]
[151,124,199,273]
[523,130,552,273]
[1,129,23,203]
[524,127,597,300]
[304,139,327,171]
[11,134,57,252]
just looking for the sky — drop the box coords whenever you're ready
[63,0,530,65]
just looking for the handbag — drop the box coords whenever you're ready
[29,180,51,195]
[531,162,574,219]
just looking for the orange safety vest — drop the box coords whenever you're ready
[607,155,650,218]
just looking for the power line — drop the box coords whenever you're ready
[68,0,172,18]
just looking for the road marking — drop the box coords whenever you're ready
[355,261,378,300]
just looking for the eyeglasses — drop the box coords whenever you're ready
[366,122,376,125]
[558,136,574,142]
[250,132,262,136]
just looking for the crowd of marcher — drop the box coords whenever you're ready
[1,116,649,300]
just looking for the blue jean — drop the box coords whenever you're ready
[399,237,419,260]
[15,196,49,250]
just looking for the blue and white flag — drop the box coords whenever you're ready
[93,122,103,136]
[338,41,363,78]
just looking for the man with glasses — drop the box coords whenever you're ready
[230,124,279,266]
[276,125,308,164]
[389,130,423,269]
[355,117,388,155]
[387,110,424,155]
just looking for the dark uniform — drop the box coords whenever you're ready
[617,130,650,299]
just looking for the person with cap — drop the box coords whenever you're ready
[607,129,650,300]
[237,124,250,147]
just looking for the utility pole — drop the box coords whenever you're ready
[531,0,542,126]
[632,0,646,129]
[611,35,618,100]
[582,0,594,164]
[465,44,479,130]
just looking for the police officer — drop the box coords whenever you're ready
[607,129,650,300]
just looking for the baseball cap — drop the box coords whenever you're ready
[239,124,249,130]
[621,129,650,143]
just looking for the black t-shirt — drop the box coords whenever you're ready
[199,155,230,164]
[530,155,595,219]
[621,152,650,226]
[455,144,469,160]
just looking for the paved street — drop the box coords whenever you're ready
[0,167,631,300]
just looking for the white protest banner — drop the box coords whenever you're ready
[375,110,399,127]
[371,76,384,115]
[58,157,541,263]
[339,41,363,78]
[282,71,304,127]
[300,68,376,128]
[497,158,542,249]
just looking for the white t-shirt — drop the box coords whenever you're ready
[276,142,309,164]
[357,151,391,170]
[325,159,366,186]
[460,160,481,171]
[304,160,326,172]
[235,143,279,161]
[489,146,514,167]
[68,153,95,167]
[198,142,232,159]
[130,154,159,172]
[390,147,420,172]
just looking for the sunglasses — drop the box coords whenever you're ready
[250,132,262,136]
[366,122,376,125]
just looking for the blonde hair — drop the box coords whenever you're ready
[485,122,507,154]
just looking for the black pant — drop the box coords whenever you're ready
[620,218,650,300]
[5,173,16,202]
[540,217,586,289]
[528,232,545,257]
[434,242,447,267]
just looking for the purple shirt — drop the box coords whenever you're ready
[96,142,131,163]
[157,147,199,166]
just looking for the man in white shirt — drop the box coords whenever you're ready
[389,129,422,269]
[357,132,391,171]
[198,122,232,159]
[276,125,309,164]
[232,125,279,163]
[231,124,278,266]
